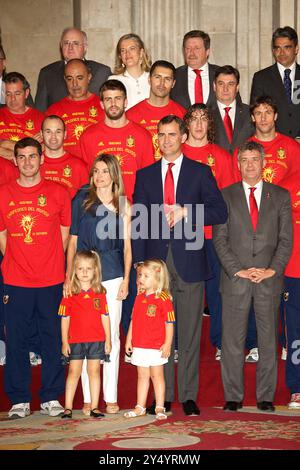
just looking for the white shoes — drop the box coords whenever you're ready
[245,348,259,363]
[288,393,300,409]
[281,347,287,361]
[215,348,221,361]
[8,402,30,419]
[29,352,42,366]
[40,400,64,417]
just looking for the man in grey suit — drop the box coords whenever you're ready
[35,27,111,111]
[171,30,218,109]
[210,65,254,154]
[251,26,300,139]
[213,141,293,412]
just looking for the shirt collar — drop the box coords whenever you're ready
[161,153,184,169]
[277,61,296,75]
[242,179,263,192]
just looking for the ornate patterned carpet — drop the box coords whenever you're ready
[0,406,299,451]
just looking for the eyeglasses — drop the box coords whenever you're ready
[62,40,84,48]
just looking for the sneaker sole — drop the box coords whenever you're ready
[288,404,300,409]
[9,412,30,419]
[40,409,64,417]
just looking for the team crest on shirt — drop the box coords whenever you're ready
[94,298,101,310]
[89,106,98,118]
[146,304,157,317]
[74,124,85,140]
[126,135,135,147]
[277,148,286,160]
[26,120,34,131]
[262,167,275,183]
[37,194,47,207]
[63,165,72,178]
[207,154,215,167]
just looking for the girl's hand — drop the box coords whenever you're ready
[125,341,132,355]
[105,340,112,354]
[63,277,72,298]
[160,343,171,359]
[116,279,129,300]
[62,343,70,356]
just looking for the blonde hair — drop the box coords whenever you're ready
[84,154,126,215]
[70,250,106,295]
[114,33,152,74]
[139,259,171,298]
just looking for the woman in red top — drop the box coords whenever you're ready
[59,250,111,419]
[124,259,175,420]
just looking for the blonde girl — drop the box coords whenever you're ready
[124,259,175,420]
[59,250,111,418]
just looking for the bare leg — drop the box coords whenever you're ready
[124,366,150,418]
[87,359,101,411]
[150,365,165,408]
[65,360,83,410]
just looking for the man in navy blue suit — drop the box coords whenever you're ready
[132,115,227,415]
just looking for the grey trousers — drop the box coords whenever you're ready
[221,290,280,403]
[164,247,204,403]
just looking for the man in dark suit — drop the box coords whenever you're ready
[171,30,218,109]
[133,115,227,415]
[250,26,300,139]
[35,27,111,111]
[210,65,254,154]
[213,141,293,412]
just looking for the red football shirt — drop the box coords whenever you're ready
[131,291,175,349]
[80,120,154,200]
[0,159,18,186]
[41,152,89,199]
[0,178,71,287]
[127,99,186,160]
[46,94,104,159]
[58,290,109,343]
[183,142,234,238]
[0,106,44,146]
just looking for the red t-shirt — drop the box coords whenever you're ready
[0,106,44,146]
[80,120,154,200]
[41,152,89,199]
[0,159,18,186]
[131,291,175,349]
[127,99,186,160]
[0,178,71,287]
[46,94,104,159]
[232,133,300,184]
[183,142,235,239]
[58,290,109,343]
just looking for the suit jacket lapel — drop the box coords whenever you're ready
[237,183,254,232]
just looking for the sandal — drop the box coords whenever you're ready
[61,408,72,419]
[106,403,120,414]
[90,408,105,418]
[124,404,146,418]
[155,406,167,420]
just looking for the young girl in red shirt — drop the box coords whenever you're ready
[124,259,175,420]
[59,250,111,418]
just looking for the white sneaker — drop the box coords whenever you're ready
[29,352,42,366]
[281,347,287,361]
[245,348,259,363]
[288,393,300,409]
[8,402,30,419]
[40,400,64,417]
[124,352,132,364]
[215,348,221,361]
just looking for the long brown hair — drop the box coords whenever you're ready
[84,154,125,214]
[114,33,152,74]
[70,250,106,294]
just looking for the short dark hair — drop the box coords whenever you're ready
[272,26,298,48]
[214,65,240,84]
[158,115,187,135]
[250,96,278,116]
[4,71,30,90]
[42,115,66,132]
[99,79,127,100]
[184,104,215,144]
[183,30,210,50]
[237,141,265,161]
[14,137,42,157]
[150,60,176,78]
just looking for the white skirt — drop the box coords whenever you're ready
[131,347,168,367]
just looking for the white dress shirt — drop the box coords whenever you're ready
[217,99,237,128]
[188,62,210,105]
[161,154,184,200]
[242,179,263,211]
[277,61,296,97]
[109,71,150,110]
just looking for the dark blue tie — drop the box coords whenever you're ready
[284,69,292,102]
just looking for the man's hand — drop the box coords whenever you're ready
[249,268,276,283]
[165,204,187,228]
[235,268,257,279]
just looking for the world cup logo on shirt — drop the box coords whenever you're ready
[26,120,34,131]
[20,215,35,244]
[146,304,157,317]
[262,167,275,183]
[207,154,215,167]
[152,134,161,160]
[74,124,85,140]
